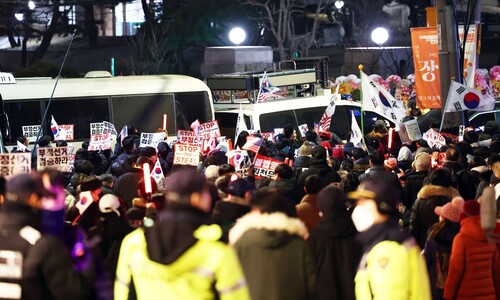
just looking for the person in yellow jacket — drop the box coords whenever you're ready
[114,168,250,300]
[348,178,431,300]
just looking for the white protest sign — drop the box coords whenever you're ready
[139,132,166,148]
[103,121,118,140]
[22,125,41,143]
[0,153,31,178]
[403,119,422,141]
[197,121,221,139]
[177,130,204,146]
[398,123,411,145]
[58,124,74,141]
[423,128,446,149]
[88,133,112,151]
[173,144,201,166]
[298,124,309,138]
[260,132,274,141]
[273,128,284,136]
[37,147,69,172]
[90,123,104,135]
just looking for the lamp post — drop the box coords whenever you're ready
[371,27,389,46]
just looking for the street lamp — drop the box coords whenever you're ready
[229,27,246,46]
[334,1,344,9]
[371,27,389,46]
[14,13,24,21]
[28,1,35,10]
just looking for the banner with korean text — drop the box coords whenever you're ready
[37,147,69,172]
[88,133,112,151]
[253,154,282,179]
[411,27,441,109]
[173,144,201,166]
[177,130,204,146]
[22,125,41,143]
[0,153,31,178]
[139,132,166,148]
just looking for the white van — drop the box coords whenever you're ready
[208,69,393,139]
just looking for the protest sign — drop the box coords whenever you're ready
[88,133,112,151]
[226,150,250,171]
[0,153,31,177]
[260,132,274,141]
[177,130,204,146]
[173,144,201,166]
[139,132,166,148]
[37,147,69,172]
[298,124,309,138]
[58,124,74,140]
[197,121,221,139]
[253,154,282,178]
[273,128,284,136]
[90,122,104,135]
[423,129,446,149]
[22,125,41,143]
[404,119,422,141]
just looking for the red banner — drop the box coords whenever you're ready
[253,154,282,179]
[411,27,441,109]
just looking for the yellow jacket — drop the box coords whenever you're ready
[355,239,431,300]
[114,224,250,300]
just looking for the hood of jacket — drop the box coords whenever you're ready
[356,219,412,252]
[316,211,358,238]
[417,184,460,200]
[459,215,486,241]
[269,178,295,193]
[228,212,307,246]
[144,203,211,265]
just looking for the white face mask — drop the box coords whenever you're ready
[351,201,377,232]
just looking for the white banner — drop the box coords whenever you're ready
[177,130,204,146]
[90,122,104,135]
[139,132,166,148]
[423,129,446,149]
[403,119,422,141]
[0,153,31,178]
[197,121,221,139]
[173,144,201,166]
[88,133,112,151]
[58,124,74,141]
[37,147,69,172]
[298,124,309,138]
[22,125,41,143]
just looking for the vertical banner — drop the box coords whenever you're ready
[411,27,441,109]
[458,25,478,88]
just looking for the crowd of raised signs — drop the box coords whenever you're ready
[1,109,499,299]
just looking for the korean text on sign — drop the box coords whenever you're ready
[253,154,282,179]
[37,147,69,172]
[22,125,41,143]
[0,153,31,178]
[177,130,204,146]
[139,132,166,148]
[173,144,201,167]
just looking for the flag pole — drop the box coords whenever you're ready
[439,80,452,133]
[358,64,367,150]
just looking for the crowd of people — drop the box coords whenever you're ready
[0,118,499,300]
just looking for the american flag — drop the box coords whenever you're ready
[242,136,262,153]
[319,86,339,132]
[257,72,284,103]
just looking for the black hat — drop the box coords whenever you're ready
[488,153,500,166]
[317,186,347,215]
[165,168,206,201]
[311,146,327,159]
[6,173,55,204]
[348,178,399,216]
[79,176,102,192]
[228,178,255,198]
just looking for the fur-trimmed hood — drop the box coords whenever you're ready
[417,184,460,200]
[228,212,308,245]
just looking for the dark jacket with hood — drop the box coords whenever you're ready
[308,210,361,300]
[423,222,461,300]
[0,202,93,300]
[269,178,303,204]
[401,170,429,228]
[298,158,341,190]
[114,204,250,300]
[442,161,477,200]
[410,184,460,248]
[229,212,318,300]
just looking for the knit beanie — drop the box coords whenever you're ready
[434,202,460,223]
[412,152,431,172]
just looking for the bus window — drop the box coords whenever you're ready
[112,94,176,134]
[5,101,41,142]
[215,112,251,138]
[174,92,211,128]
[260,110,296,133]
[294,107,324,129]
[46,98,109,140]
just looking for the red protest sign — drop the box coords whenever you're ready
[253,154,282,179]
[177,130,204,146]
[173,144,201,166]
[197,121,221,139]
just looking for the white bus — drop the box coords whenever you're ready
[0,73,214,146]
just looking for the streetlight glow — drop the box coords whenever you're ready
[228,27,246,46]
[371,27,389,45]
[28,0,35,10]
[334,1,344,9]
[14,13,24,21]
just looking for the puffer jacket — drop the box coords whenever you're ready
[444,215,500,300]
[410,184,460,249]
